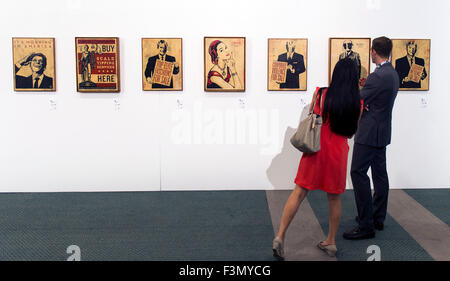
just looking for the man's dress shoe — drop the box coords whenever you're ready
[343,226,375,240]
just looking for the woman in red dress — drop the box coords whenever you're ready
[273,58,363,258]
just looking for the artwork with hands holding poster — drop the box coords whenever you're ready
[12,37,56,92]
[392,39,430,91]
[142,38,182,91]
[268,38,307,91]
[204,37,245,92]
[329,38,371,89]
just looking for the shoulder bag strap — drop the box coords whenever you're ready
[309,88,320,114]
[316,87,325,115]
[310,87,325,115]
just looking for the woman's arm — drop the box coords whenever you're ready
[230,71,242,89]
[210,75,234,89]
[227,60,242,89]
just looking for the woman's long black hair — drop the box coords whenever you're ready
[322,58,361,137]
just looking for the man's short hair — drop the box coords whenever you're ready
[372,36,392,59]
[406,40,418,50]
[285,41,295,52]
[343,40,353,48]
[157,40,168,53]
[29,53,47,74]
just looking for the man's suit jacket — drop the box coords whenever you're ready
[15,65,53,89]
[144,54,179,88]
[355,62,399,147]
[277,52,305,89]
[395,56,427,88]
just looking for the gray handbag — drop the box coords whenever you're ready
[290,88,324,153]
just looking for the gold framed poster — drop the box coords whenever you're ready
[392,39,430,91]
[329,38,371,88]
[142,38,183,91]
[204,37,245,92]
[75,37,120,93]
[12,37,56,92]
[268,38,307,91]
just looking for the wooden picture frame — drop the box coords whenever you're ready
[204,37,245,92]
[75,37,120,93]
[142,38,183,91]
[12,37,56,92]
[268,38,308,91]
[391,39,430,91]
[329,37,371,88]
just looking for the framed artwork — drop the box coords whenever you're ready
[75,37,120,93]
[329,38,371,88]
[268,38,308,91]
[204,37,245,92]
[12,37,56,92]
[391,39,430,91]
[142,38,183,91]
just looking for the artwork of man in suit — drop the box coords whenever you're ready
[80,45,96,83]
[339,40,362,80]
[277,41,306,89]
[394,41,427,88]
[14,53,53,89]
[144,40,180,88]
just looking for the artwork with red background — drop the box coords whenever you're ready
[75,37,120,92]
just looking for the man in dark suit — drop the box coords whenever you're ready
[277,41,306,89]
[144,40,179,89]
[395,41,427,88]
[15,53,53,89]
[343,37,399,240]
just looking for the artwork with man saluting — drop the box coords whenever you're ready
[142,38,182,91]
[204,37,245,92]
[391,39,430,91]
[268,38,307,91]
[12,38,56,92]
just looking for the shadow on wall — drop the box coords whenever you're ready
[265,96,360,191]
[266,103,310,190]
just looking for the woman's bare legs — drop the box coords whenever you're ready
[321,193,341,246]
[275,185,309,241]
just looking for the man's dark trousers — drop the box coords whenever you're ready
[351,143,389,231]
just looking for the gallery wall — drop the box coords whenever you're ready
[0,0,449,192]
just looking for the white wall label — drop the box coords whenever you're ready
[238,98,246,109]
[49,99,57,110]
[177,98,184,110]
[114,99,120,111]
[300,98,307,107]
[420,97,428,108]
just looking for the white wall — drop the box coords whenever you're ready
[0,0,449,192]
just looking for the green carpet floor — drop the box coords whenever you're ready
[404,189,450,226]
[0,191,276,261]
[306,190,434,261]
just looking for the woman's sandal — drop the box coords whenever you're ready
[272,237,285,260]
[317,241,337,257]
